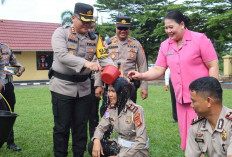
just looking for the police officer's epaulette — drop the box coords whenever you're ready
[62,24,71,29]
[191,116,205,125]
[126,103,138,113]
[225,112,232,120]
[109,104,116,109]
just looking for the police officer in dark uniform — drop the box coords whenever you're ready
[0,43,25,151]
[50,3,114,157]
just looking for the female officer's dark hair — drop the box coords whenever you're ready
[189,76,222,104]
[165,10,190,28]
[112,77,135,114]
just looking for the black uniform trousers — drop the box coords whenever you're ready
[51,91,91,157]
[169,79,177,121]
[1,82,16,145]
[88,78,100,139]
[0,98,7,110]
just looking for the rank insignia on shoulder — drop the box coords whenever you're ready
[134,113,142,127]
[126,103,138,113]
[191,116,205,125]
[225,112,232,120]
[103,109,110,119]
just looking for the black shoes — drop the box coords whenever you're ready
[171,120,178,123]
[7,143,21,151]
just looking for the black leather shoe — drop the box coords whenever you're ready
[7,143,21,151]
[171,120,178,123]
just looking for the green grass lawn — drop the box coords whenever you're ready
[0,85,232,157]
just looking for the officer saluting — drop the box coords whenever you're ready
[185,77,232,157]
[50,3,114,157]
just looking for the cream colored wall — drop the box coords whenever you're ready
[13,51,49,81]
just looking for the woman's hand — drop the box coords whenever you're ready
[127,71,143,80]
[92,138,104,157]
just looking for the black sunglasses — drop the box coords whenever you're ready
[117,27,129,31]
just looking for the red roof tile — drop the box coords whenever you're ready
[0,19,62,51]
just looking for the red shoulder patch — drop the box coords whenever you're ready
[126,103,138,113]
[225,112,232,120]
[191,116,205,125]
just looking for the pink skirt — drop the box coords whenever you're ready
[176,102,197,150]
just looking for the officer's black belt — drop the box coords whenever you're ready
[53,70,89,82]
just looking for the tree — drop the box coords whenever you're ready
[1,0,5,4]
[95,0,232,63]
[183,0,232,45]
[61,10,73,26]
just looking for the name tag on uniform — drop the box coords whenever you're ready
[166,52,174,55]
[195,138,204,143]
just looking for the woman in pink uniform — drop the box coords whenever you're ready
[128,10,219,150]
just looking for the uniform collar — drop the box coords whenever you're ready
[116,35,131,44]
[201,106,227,133]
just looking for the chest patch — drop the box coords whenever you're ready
[104,109,110,119]
[125,116,132,124]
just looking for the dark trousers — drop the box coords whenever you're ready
[88,78,100,139]
[0,98,7,110]
[169,79,177,121]
[1,82,16,145]
[51,92,91,157]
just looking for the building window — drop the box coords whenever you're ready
[36,51,53,70]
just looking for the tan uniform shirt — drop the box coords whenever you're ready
[105,35,148,90]
[93,100,149,157]
[185,106,232,157]
[0,44,5,86]
[50,25,114,97]
[0,43,21,82]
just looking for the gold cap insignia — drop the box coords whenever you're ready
[87,10,92,15]
[121,19,126,24]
